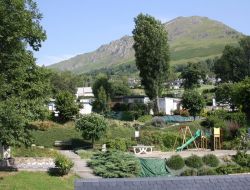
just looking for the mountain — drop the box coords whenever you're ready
[48,16,242,74]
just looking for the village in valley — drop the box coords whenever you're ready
[0,1,250,190]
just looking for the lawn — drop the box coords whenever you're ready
[30,124,86,148]
[0,172,77,190]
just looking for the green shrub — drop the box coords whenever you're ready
[166,155,185,170]
[106,138,127,151]
[137,115,153,123]
[202,154,220,167]
[55,154,74,176]
[139,131,163,146]
[233,151,250,167]
[197,168,217,176]
[185,155,203,169]
[216,164,250,175]
[88,151,141,178]
[180,169,197,176]
[162,132,181,149]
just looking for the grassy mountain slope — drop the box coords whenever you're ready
[48,16,242,74]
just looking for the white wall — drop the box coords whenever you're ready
[158,97,181,115]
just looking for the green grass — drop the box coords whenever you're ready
[0,172,77,190]
[75,149,94,159]
[30,125,85,148]
[12,147,59,158]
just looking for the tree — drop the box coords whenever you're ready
[55,91,79,122]
[133,14,170,113]
[0,0,49,158]
[75,114,108,147]
[215,83,235,109]
[181,90,205,120]
[92,75,111,113]
[232,77,250,118]
[214,37,250,83]
[181,62,206,89]
[239,36,250,76]
[92,86,109,113]
[49,71,80,96]
[110,79,131,97]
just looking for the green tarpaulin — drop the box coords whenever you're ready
[162,115,194,123]
[139,158,171,177]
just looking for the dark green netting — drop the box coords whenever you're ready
[139,158,171,177]
[162,115,194,123]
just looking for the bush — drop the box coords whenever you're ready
[151,117,165,128]
[88,151,141,178]
[137,115,152,123]
[162,132,181,149]
[180,169,197,176]
[202,154,220,167]
[197,168,217,176]
[106,138,127,152]
[55,154,74,176]
[139,131,163,147]
[216,164,249,175]
[166,155,185,170]
[233,151,250,167]
[185,155,203,169]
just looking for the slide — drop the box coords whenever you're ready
[176,130,201,152]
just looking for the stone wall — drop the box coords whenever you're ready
[75,175,250,190]
[15,157,54,170]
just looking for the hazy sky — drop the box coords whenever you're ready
[35,0,250,66]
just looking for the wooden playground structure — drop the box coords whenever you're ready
[174,126,222,151]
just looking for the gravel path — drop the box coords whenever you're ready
[59,150,100,179]
[135,149,250,159]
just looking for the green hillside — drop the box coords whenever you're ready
[48,16,242,74]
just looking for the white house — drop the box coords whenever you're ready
[76,87,94,115]
[48,98,56,111]
[158,97,182,115]
[76,87,94,98]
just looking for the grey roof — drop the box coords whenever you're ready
[75,174,250,190]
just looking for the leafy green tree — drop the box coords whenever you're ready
[133,14,170,113]
[232,77,250,117]
[55,91,79,122]
[181,90,205,120]
[215,83,235,110]
[49,71,80,96]
[239,36,250,76]
[0,0,49,156]
[110,79,131,97]
[76,114,108,147]
[214,37,250,83]
[181,62,206,89]
[92,86,110,113]
[92,75,111,113]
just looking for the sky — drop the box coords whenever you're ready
[35,0,250,66]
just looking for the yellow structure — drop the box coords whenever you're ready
[213,128,221,150]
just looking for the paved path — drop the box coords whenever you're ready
[135,149,250,159]
[59,150,100,179]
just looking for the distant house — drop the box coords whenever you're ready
[76,87,94,115]
[111,95,150,107]
[158,97,182,115]
[48,98,56,111]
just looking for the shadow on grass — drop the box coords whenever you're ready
[55,138,92,150]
